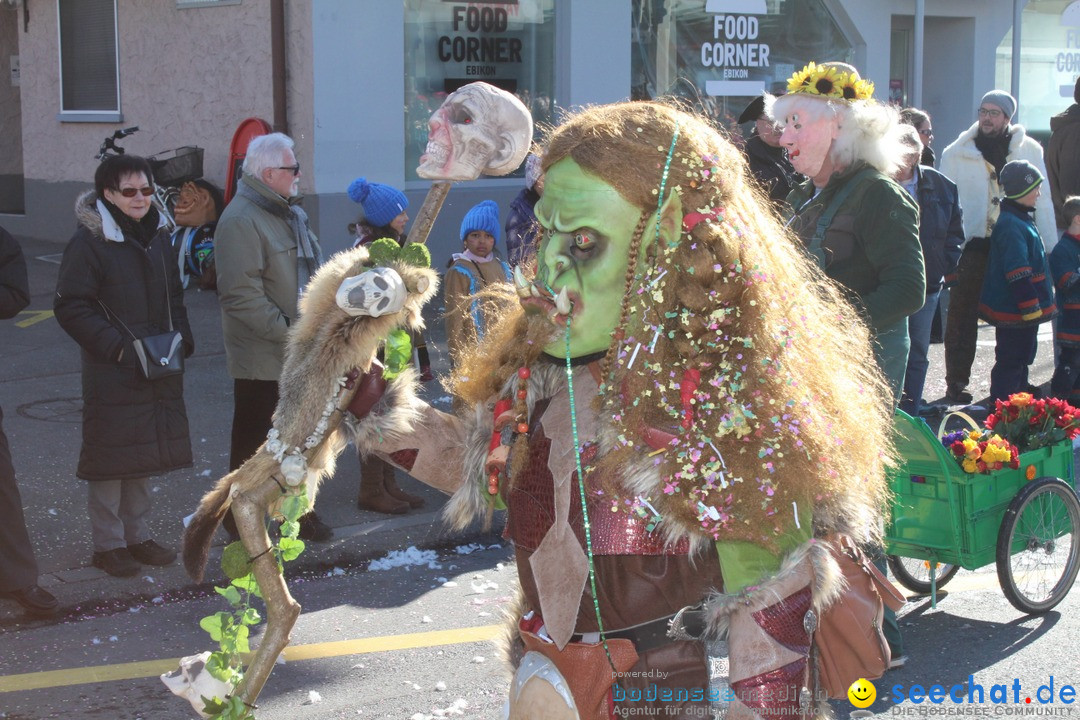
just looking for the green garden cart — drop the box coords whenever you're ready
[884,411,1080,614]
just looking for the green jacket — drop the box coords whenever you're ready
[786,162,925,334]
[215,174,317,381]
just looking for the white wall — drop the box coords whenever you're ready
[308,0,632,264]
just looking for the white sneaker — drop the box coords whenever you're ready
[889,654,908,670]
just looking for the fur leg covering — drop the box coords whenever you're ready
[705,541,840,720]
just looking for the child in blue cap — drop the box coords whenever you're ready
[346,176,427,515]
[978,160,1057,402]
[444,200,512,364]
[347,177,409,246]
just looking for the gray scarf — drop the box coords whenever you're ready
[237,176,323,296]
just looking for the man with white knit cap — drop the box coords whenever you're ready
[939,90,1056,405]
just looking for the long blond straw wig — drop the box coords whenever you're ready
[452,101,894,549]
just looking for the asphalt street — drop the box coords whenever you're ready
[1,234,1078,720]
[0,235,499,626]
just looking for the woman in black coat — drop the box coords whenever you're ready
[54,155,194,578]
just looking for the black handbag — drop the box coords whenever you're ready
[100,254,184,380]
[130,330,184,380]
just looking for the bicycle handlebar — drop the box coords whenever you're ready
[96,126,141,160]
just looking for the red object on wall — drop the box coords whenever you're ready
[225,117,273,203]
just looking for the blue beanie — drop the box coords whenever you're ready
[347,177,408,227]
[460,200,500,243]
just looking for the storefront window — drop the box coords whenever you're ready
[404,0,555,181]
[996,0,1078,139]
[631,0,853,130]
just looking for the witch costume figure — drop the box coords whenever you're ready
[180,83,895,720]
[345,99,895,717]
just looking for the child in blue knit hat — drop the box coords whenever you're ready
[347,177,410,247]
[345,176,427,515]
[444,200,512,365]
[979,160,1057,402]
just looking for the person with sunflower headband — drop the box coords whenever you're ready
[776,61,925,668]
[343,99,897,718]
[777,61,925,402]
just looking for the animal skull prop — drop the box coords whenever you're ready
[160,651,235,719]
[417,82,533,181]
[335,267,407,317]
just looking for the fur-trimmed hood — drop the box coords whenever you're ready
[74,189,168,244]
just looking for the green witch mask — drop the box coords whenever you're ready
[528,157,682,357]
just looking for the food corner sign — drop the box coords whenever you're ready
[701,0,770,97]
[434,1,544,80]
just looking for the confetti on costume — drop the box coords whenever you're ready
[371,101,897,719]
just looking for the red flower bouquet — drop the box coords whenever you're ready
[984,393,1080,453]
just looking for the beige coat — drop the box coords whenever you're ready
[215,174,317,381]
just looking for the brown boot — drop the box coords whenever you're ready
[383,462,425,508]
[357,456,409,514]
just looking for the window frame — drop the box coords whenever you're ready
[56,0,122,123]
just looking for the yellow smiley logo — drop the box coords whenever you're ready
[847,678,876,708]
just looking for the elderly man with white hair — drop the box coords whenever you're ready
[214,132,331,542]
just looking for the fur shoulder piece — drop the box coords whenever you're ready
[273,247,439,449]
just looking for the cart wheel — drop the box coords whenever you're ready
[887,555,959,594]
[996,477,1080,614]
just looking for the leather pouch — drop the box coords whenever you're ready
[520,627,639,720]
[815,534,906,699]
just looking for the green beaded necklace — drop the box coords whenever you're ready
[561,120,681,675]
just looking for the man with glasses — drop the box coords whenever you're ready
[214,133,331,542]
[939,91,1056,405]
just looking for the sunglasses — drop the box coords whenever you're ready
[918,128,933,137]
[117,186,155,198]
[276,163,301,176]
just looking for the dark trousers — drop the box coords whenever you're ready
[990,325,1039,403]
[0,406,39,592]
[945,239,990,394]
[229,379,279,471]
[224,379,279,537]
[1051,345,1080,403]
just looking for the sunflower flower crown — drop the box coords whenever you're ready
[786,61,875,102]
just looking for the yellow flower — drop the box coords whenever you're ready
[962,458,977,473]
[787,62,817,93]
[851,78,875,100]
[810,66,843,98]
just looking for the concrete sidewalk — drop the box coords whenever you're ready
[0,234,495,628]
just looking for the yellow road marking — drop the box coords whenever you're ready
[14,310,54,328]
[0,624,501,693]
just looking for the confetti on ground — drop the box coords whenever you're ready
[368,546,443,571]
[411,698,468,719]
[435,681,447,691]
[305,690,322,705]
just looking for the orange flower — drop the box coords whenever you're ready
[1010,392,1034,408]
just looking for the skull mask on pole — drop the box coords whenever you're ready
[417,82,533,182]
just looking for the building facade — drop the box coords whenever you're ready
[0,0,1052,265]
